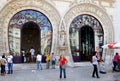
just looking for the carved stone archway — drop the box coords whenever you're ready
[0,0,61,54]
[64,3,114,62]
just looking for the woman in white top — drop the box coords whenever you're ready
[92,51,100,78]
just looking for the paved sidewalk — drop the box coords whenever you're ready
[0,63,120,81]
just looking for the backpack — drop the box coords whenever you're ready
[0,60,2,67]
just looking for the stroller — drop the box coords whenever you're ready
[99,61,106,74]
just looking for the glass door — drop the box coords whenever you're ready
[80,26,94,61]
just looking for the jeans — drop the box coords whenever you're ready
[46,61,50,69]
[37,61,42,70]
[1,65,5,74]
[92,64,99,78]
[8,63,13,74]
[60,66,66,78]
[113,61,118,71]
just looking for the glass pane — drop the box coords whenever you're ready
[8,9,52,56]
[70,14,104,62]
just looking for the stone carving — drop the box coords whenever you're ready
[64,3,114,56]
[0,0,61,54]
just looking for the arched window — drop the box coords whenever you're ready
[69,14,104,62]
[8,9,52,62]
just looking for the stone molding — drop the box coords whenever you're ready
[64,3,114,56]
[0,0,61,54]
[0,0,114,64]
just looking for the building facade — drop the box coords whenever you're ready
[0,0,119,64]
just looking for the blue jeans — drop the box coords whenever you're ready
[37,61,42,70]
[8,63,13,74]
[60,66,66,78]
[92,64,99,78]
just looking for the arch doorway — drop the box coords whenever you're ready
[80,26,94,61]
[69,14,104,62]
[8,9,52,63]
[21,22,40,62]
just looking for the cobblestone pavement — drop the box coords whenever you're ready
[0,63,120,81]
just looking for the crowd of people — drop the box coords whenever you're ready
[1,48,120,79]
[0,50,68,79]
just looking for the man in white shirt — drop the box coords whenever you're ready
[30,47,35,62]
[7,53,13,74]
[36,52,42,70]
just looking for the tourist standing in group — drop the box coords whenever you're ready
[113,52,119,72]
[92,51,100,78]
[21,49,25,63]
[7,53,13,74]
[46,53,50,69]
[51,53,56,69]
[58,54,67,79]
[36,52,42,70]
[26,49,30,63]
[30,47,35,62]
[0,54,7,76]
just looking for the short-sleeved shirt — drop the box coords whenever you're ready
[36,54,42,61]
[92,55,98,65]
[46,54,50,62]
[58,57,67,66]
[1,58,7,65]
[7,55,13,63]
[51,55,56,61]
[30,49,35,56]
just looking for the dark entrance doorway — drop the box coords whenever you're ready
[21,21,40,62]
[79,26,94,61]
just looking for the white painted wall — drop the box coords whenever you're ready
[113,0,120,53]
[54,1,70,17]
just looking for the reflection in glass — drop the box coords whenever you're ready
[70,14,104,62]
[8,10,52,56]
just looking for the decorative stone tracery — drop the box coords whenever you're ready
[0,0,114,64]
[64,2,114,62]
[0,0,61,54]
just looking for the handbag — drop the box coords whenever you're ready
[62,64,67,69]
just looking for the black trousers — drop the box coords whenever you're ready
[92,64,99,77]
[1,65,5,74]
[113,61,118,71]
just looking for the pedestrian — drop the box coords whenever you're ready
[21,49,25,63]
[113,52,119,72]
[45,53,50,69]
[6,53,13,74]
[0,54,7,76]
[26,49,30,63]
[92,51,100,78]
[51,53,56,69]
[36,51,42,70]
[58,54,67,79]
[30,47,35,62]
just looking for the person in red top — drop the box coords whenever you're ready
[113,52,119,72]
[58,54,67,79]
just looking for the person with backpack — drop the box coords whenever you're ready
[0,55,7,76]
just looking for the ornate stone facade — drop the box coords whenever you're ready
[0,0,116,64]
[0,0,61,55]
